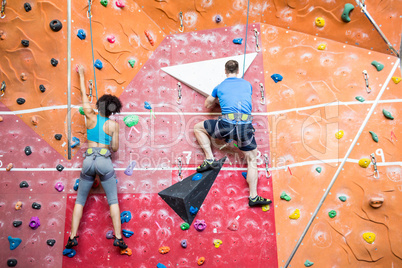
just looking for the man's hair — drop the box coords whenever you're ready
[225,60,239,74]
[96,94,122,117]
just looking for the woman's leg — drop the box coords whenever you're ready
[100,176,122,239]
[70,204,84,239]
[70,179,94,239]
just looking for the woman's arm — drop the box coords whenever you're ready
[110,121,119,152]
[77,65,95,118]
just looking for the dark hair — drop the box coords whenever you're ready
[225,60,239,74]
[96,94,122,117]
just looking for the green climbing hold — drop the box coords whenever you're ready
[100,0,108,7]
[79,107,85,115]
[328,210,337,218]
[123,115,139,127]
[369,131,379,142]
[382,109,394,120]
[355,96,365,102]
[339,196,347,202]
[280,192,291,201]
[371,61,384,71]
[128,59,136,68]
[304,260,314,267]
[315,167,322,173]
[180,222,190,230]
[341,3,354,22]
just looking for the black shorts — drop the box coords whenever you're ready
[203,119,257,151]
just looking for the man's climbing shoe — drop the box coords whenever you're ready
[249,196,272,207]
[196,159,219,173]
[113,237,128,249]
[65,236,79,249]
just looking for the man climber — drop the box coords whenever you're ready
[65,65,129,252]
[194,60,271,207]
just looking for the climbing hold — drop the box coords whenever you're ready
[51,58,58,67]
[181,239,187,248]
[128,59,135,68]
[335,130,344,139]
[121,211,132,223]
[92,179,100,188]
[24,3,32,12]
[317,43,326,50]
[192,173,202,181]
[123,114,139,127]
[363,232,376,244]
[280,192,291,201]
[315,167,322,173]
[6,163,14,171]
[122,229,134,238]
[20,73,27,81]
[19,181,29,188]
[392,77,401,84]
[56,164,64,172]
[100,0,108,7]
[79,107,85,115]
[358,158,371,168]
[144,30,154,46]
[77,29,86,40]
[158,246,170,254]
[31,115,38,125]
[189,206,199,215]
[39,84,46,93]
[124,161,136,176]
[369,197,384,208]
[8,236,22,250]
[0,31,5,40]
[194,219,207,231]
[49,19,63,32]
[106,230,114,239]
[233,38,243,44]
[24,146,32,156]
[271,74,283,83]
[339,196,347,202]
[47,239,56,246]
[63,248,76,258]
[328,210,337,218]
[262,204,270,211]
[144,101,152,110]
[71,137,80,148]
[227,218,239,231]
[213,239,222,248]
[369,131,379,142]
[289,209,300,220]
[355,96,365,102]
[180,222,190,230]
[21,39,29,47]
[304,259,314,267]
[315,17,325,27]
[17,98,26,105]
[382,109,394,120]
[115,0,125,8]
[157,263,167,268]
[7,259,17,267]
[55,182,64,192]
[371,61,384,71]
[341,3,354,22]
[55,134,62,140]
[94,59,103,70]
[13,221,22,227]
[15,201,22,210]
[197,257,206,266]
[215,15,222,23]
[120,248,132,256]
[242,172,247,179]
[107,35,115,43]
[32,202,41,209]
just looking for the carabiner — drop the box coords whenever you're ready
[0,0,6,19]
[370,153,379,179]
[362,70,371,93]
[179,12,184,33]
[178,157,183,181]
[264,154,272,178]
[254,28,261,52]
[259,83,265,105]
[0,81,5,97]
[88,80,93,103]
[177,82,182,104]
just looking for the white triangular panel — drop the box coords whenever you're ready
[161,53,258,97]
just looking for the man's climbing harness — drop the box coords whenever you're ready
[177,157,183,181]
[1,0,6,19]
[362,70,371,93]
[213,113,254,148]
[254,28,261,52]
[178,12,184,33]
[259,83,265,105]
[0,81,5,97]
[264,154,271,178]
[177,82,182,104]
[87,0,99,102]
[370,153,379,179]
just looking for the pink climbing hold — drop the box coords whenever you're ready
[194,219,207,231]
[115,1,125,8]
[55,182,64,192]
[107,35,115,43]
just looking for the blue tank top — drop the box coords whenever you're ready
[87,114,112,145]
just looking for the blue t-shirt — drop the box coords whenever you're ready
[211,77,252,124]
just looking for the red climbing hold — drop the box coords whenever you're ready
[92,179,100,188]
[107,35,116,43]
[115,0,125,8]
[144,30,154,46]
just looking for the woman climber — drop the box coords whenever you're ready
[65,65,128,252]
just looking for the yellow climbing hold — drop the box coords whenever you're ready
[358,158,371,168]
[289,209,300,220]
[392,77,401,84]
[262,204,270,212]
[317,43,326,50]
[335,130,344,139]
[315,17,325,27]
[213,239,223,248]
[363,232,376,244]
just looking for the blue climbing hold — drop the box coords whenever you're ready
[73,179,79,191]
[271,74,283,83]
[120,211,132,224]
[144,101,152,110]
[157,264,167,268]
[71,137,80,148]
[116,179,118,184]
[63,248,77,258]
[242,172,247,179]
[94,59,103,70]
[8,236,22,250]
[233,38,243,44]
[189,206,199,215]
[122,229,134,238]
[77,29,86,40]
[192,173,202,181]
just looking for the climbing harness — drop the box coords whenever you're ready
[80,148,115,181]
[263,154,271,178]
[370,153,379,179]
[362,70,371,93]
[259,83,265,105]
[178,12,184,33]
[241,0,251,78]
[254,28,261,52]
[0,81,5,97]
[87,0,99,102]
[213,113,254,148]
[88,80,93,103]
[1,0,6,19]
[177,157,183,181]
[177,82,182,104]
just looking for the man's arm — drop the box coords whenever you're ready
[77,65,95,118]
[204,95,218,109]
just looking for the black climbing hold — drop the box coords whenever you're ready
[158,157,227,225]
[24,3,32,12]
[24,146,32,156]
[32,202,41,209]
[56,164,64,172]
[47,239,56,246]
[17,98,26,105]
[21,40,29,47]
[19,181,29,188]
[39,84,46,93]
[7,259,17,267]
[13,221,22,227]
[51,58,58,67]
[49,19,62,32]
[54,134,62,140]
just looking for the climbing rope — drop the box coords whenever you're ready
[87,0,99,102]
[242,0,251,78]
[1,0,6,19]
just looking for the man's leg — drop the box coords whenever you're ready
[243,149,258,198]
[194,121,214,159]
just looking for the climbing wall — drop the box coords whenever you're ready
[0,0,401,268]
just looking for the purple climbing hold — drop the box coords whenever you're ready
[124,161,136,176]
[181,239,187,248]
[106,230,114,239]
[233,38,243,44]
[77,29,86,40]
[29,216,40,229]
[194,219,207,231]
[271,74,283,83]
[55,182,64,192]
[215,15,222,23]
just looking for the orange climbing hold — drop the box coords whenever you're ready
[158,246,170,254]
[197,257,205,265]
[6,163,13,171]
[120,248,132,256]
[15,201,22,210]
[144,30,154,46]
[31,116,38,125]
